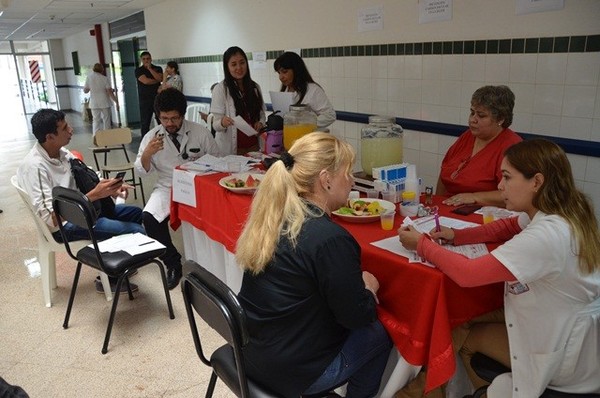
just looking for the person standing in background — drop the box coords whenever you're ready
[211,46,266,155]
[84,63,118,144]
[274,51,336,130]
[158,61,183,93]
[135,51,163,137]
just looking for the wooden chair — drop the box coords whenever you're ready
[92,127,146,205]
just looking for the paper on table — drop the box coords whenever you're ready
[270,91,295,114]
[375,215,488,267]
[172,168,197,207]
[188,154,259,173]
[233,115,259,136]
[89,232,166,256]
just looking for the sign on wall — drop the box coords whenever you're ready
[419,0,452,24]
[516,0,564,15]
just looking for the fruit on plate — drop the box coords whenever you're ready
[337,199,383,216]
[224,175,261,188]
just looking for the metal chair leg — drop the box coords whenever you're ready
[63,262,83,329]
[205,372,218,398]
[102,275,124,354]
[156,261,175,319]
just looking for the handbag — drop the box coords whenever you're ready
[70,158,116,219]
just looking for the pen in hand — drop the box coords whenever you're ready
[433,209,443,244]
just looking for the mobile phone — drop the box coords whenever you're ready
[114,171,126,180]
[451,204,482,216]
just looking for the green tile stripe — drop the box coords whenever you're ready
[155,34,600,65]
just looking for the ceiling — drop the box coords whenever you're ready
[0,0,165,41]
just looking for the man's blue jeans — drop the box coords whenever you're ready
[53,204,145,242]
[303,320,393,398]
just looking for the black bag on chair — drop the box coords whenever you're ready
[70,158,116,219]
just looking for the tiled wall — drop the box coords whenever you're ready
[160,35,600,220]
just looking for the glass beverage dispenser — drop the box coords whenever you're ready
[360,115,403,176]
[283,104,317,150]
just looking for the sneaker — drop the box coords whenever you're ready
[95,278,139,294]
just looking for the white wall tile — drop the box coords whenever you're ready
[405,55,423,80]
[441,55,463,81]
[559,116,592,140]
[509,54,537,84]
[388,101,404,117]
[533,84,564,115]
[421,104,441,122]
[420,132,440,153]
[565,53,600,85]
[439,106,463,125]
[388,79,404,102]
[371,100,388,115]
[596,86,600,118]
[439,80,462,107]
[511,83,535,114]
[372,78,388,101]
[388,56,405,79]
[512,112,532,133]
[403,147,420,166]
[422,80,441,105]
[403,79,422,103]
[592,118,600,142]
[566,153,588,181]
[582,181,600,223]
[344,97,358,112]
[423,54,441,80]
[585,156,600,183]
[531,114,562,137]
[344,57,358,78]
[357,78,372,99]
[462,54,486,82]
[460,82,482,107]
[372,56,388,79]
[404,103,422,119]
[357,98,372,113]
[536,53,567,84]
[484,55,510,83]
[562,85,596,118]
[331,76,345,99]
[319,58,333,78]
[357,57,371,78]
[344,77,358,98]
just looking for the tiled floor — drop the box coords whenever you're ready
[0,112,236,397]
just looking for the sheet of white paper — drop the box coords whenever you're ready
[188,154,259,173]
[172,168,197,207]
[233,115,259,136]
[269,91,295,114]
[375,214,488,267]
[89,232,166,256]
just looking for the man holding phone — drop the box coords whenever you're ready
[135,88,220,289]
[17,109,146,293]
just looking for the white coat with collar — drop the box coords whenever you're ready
[487,211,600,397]
[210,81,266,155]
[134,119,220,223]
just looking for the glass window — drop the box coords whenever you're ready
[13,41,49,53]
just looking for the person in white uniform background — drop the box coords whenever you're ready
[399,139,600,397]
[135,88,220,290]
[83,63,118,142]
[274,51,336,130]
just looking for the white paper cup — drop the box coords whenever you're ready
[381,190,397,203]
[365,189,379,199]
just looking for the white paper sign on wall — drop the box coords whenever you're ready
[419,0,452,24]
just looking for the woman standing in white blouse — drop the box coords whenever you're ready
[274,52,336,130]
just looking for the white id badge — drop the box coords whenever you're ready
[508,282,529,295]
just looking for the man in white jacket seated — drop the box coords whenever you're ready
[135,88,220,289]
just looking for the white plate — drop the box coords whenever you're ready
[219,173,264,195]
[332,198,396,223]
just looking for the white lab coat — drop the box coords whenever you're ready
[134,119,220,223]
[210,81,266,156]
[488,211,600,397]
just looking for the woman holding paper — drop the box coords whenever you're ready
[399,139,600,396]
[211,46,266,155]
[274,51,336,129]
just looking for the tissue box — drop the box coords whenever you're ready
[372,163,408,181]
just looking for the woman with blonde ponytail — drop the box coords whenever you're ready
[236,132,392,398]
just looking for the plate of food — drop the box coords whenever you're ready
[219,173,264,194]
[332,198,395,223]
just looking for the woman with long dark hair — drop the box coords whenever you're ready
[274,51,336,129]
[211,46,266,155]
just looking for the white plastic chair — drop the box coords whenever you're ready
[185,103,205,124]
[11,176,113,306]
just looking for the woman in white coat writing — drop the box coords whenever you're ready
[399,139,600,397]
[210,46,266,155]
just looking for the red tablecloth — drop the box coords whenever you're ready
[171,172,504,392]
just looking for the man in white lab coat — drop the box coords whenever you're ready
[135,88,220,289]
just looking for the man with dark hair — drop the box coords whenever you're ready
[17,109,145,293]
[135,51,163,137]
[135,88,220,289]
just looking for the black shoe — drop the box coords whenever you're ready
[166,266,182,290]
[95,277,139,294]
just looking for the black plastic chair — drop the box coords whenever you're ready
[52,186,175,354]
[181,260,282,398]
[469,352,600,398]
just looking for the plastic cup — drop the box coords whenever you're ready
[381,190,397,203]
[227,161,242,173]
[365,189,378,199]
[349,190,360,200]
[380,210,396,231]
[481,206,496,224]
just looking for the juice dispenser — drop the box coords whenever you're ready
[283,104,317,150]
[360,115,403,176]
